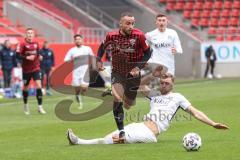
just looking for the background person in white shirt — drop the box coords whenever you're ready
[64,34,94,109]
[66,74,228,145]
[146,13,182,76]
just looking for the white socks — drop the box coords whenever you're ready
[75,136,114,145]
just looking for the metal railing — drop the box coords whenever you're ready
[20,0,73,29]
[77,27,110,44]
[69,0,118,29]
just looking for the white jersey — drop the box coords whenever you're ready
[64,45,94,68]
[144,92,191,133]
[146,28,182,75]
[64,45,94,86]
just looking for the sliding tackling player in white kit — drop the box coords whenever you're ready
[66,74,229,145]
[64,34,94,109]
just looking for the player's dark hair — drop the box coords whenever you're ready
[74,34,83,39]
[120,12,134,18]
[156,14,167,19]
[26,28,34,32]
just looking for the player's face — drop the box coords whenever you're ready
[4,40,11,48]
[43,42,49,48]
[26,29,35,41]
[156,16,168,31]
[120,16,135,36]
[159,77,173,95]
[74,36,83,47]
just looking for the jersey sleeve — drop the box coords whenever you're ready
[177,93,191,110]
[64,49,72,62]
[173,31,183,54]
[139,33,150,52]
[16,43,24,56]
[88,46,94,56]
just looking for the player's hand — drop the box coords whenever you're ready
[171,47,177,54]
[152,65,168,77]
[39,55,43,61]
[130,67,140,77]
[213,123,229,130]
[97,61,105,71]
[26,55,35,61]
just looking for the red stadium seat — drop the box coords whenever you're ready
[175,2,185,11]
[234,35,240,40]
[227,27,237,34]
[199,18,209,27]
[233,1,240,9]
[221,9,230,18]
[215,35,224,41]
[213,1,222,10]
[211,10,220,18]
[203,1,213,10]
[223,1,232,9]
[192,10,201,19]
[231,9,240,17]
[226,35,234,41]
[201,10,211,18]
[183,10,191,19]
[191,18,199,28]
[229,18,239,26]
[159,0,167,3]
[210,18,219,27]
[218,18,228,27]
[183,2,194,10]
[208,27,217,35]
[216,27,226,34]
[193,2,203,10]
[166,2,175,11]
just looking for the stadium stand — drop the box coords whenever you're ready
[159,0,240,41]
[0,0,45,43]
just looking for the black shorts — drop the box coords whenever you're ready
[111,72,141,101]
[23,71,42,86]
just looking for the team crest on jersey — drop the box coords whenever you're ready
[129,39,136,47]
[26,45,30,48]
[34,44,38,48]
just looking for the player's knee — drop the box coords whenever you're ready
[123,99,135,109]
[23,85,28,91]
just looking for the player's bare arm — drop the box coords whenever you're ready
[186,105,229,130]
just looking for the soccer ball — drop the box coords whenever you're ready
[182,133,202,151]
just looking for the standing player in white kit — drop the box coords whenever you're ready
[146,14,182,76]
[64,34,94,109]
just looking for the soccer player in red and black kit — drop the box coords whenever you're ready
[98,12,152,142]
[16,28,46,115]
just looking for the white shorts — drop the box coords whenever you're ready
[72,65,90,87]
[104,122,157,144]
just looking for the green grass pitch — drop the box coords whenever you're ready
[0,78,239,160]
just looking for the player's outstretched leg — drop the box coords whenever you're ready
[66,129,107,145]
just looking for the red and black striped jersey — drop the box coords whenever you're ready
[16,39,40,73]
[104,28,149,76]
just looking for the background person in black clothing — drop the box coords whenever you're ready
[204,45,217,79]
[0,40,18,88]
[39,41,55,95]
